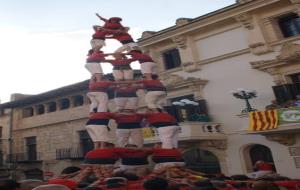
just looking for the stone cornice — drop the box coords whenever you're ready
[161,74,208,92]
[138,0,280,47]
[250,42,300,71]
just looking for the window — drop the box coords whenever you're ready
[22,107,34,118]
[35,104,45,115]
[47,102,57,112]
[166,95,209,122]
[72,95,84,107]
[162,48,182,70]
[78,131,94,156]
[59,98,70,110]
[278,13,300,38]
[25,137,37,161]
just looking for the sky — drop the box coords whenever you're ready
[0,0,236,103]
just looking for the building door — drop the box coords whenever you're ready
[183,148,221,174]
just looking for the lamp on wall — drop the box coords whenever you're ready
[231,88,257,113]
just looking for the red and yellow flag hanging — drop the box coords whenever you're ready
[249,110,278,131]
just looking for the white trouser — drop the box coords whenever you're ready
[145,91,166,109]
[140,62,157,74]
[157,125,181,149]
[87,92,108,112]
[113,69,133,81]
[114,97,138,111]
[90,39,106,49]
[154,162,185,171]
[85,62,103,75]
[246,171,273,179]
[114,42,138,53]
[116,128,144,148]
[86,124,111,143]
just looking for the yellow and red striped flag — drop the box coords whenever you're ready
[249,110,278,131]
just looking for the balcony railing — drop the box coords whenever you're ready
[7,152,42,163]
[248,107,300,133]
[56,146,85,160]
[143,121,225,144]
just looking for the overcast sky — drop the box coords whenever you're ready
[0,0,236,103]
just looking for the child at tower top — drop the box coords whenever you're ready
[96,13,126,33]
[128,50,157,80]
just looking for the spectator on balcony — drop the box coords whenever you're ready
[293,95,300,107]
[247,160,275,179]
[265,100,281,110]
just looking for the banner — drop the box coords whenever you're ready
[142,128,156,138]
[278,107,300,124]
[249,110,278,131]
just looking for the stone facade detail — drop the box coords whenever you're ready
[141,31,156,39]
[265,134,296,146]
[161,74,208,100]
[235,13,254,30]
[172,35,187,49]
[200,140,227,150]
[236,0,254,4]
[176,18,192,26]
[235,13,273,55]
[250,42,300,85]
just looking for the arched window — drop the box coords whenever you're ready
[47,102,57,113]
[35,104,45,115]
[250,145,275,166]
[59,98,70,110]
[183,148,221,174]
[243,144,276,172]
[22,107,34,118]
[72,95,84,107]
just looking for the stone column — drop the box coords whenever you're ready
[235,13,273,55]
[172,35,200,72]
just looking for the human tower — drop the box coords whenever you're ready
[48,14,204,189]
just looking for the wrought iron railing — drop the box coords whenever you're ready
[56,146,85,160]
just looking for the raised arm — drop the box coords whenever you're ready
[95,13,108,22]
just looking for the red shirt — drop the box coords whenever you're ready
[129,52,154,63]
[152,148,182,158]
[115,148,153,158]
[144,112,177,126]
[103,22,124,30]
[113,33,134,42]
[48,179,77,190]
[256,163,274,171]
[274,180,300,190]
[89,112,114,120]
[114,148,153,165]
[87,52,106,63]
[92,29,106,39]
[139,80,166,91]
[111,113,144,124]
[89,81,113,92]
[85,148,119,159]
[114,86,141,97]
[108,59,134,66]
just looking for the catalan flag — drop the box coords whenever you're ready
[249,110,278,131]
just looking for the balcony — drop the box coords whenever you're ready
[7,152,42,163]
[56,146,85,160]
[143,121,226,148]
[246,107,300,146]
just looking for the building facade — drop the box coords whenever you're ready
[0,0,300,180]
[138,0,300,178]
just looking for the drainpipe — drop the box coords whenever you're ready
[8,108,15,179]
